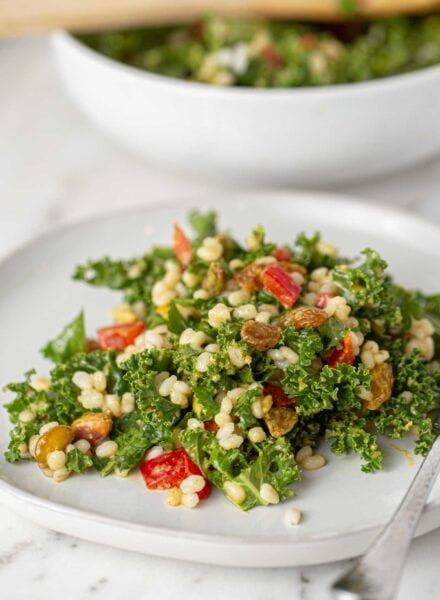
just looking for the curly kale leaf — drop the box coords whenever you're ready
[181,429,300,510]
[419,293,440,359]
[333,248,388,309]
[121,350,181,448]
[317,318,347,351]
[280,326,324,366]
[3,354,125,463]
[166,301,189,335]
[113,427,152,472]
[423,293,440,332]
[90,349,182,476]
[49,350,128,425]
[188,210,218,240]
[192,386,219,421]
[42,311,86,364]
[233,385,262,429]
[374,351,439,455]
[181,428,248,488]
[4,422,40,463]
[73,247,172,306]
[233,437,300,510]
[283,363,370,417]
[325,414,383,473]
[294,232,345,269]
[65,449,93,473]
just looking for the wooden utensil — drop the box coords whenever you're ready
[1,0,439,38]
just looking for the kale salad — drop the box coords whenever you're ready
[4,212,440,515]
[79,13,440,88]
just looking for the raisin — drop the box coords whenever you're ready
[280,306,328,330]
[234,263,266,294]
[35,426,74,469]
[363,363,393,410]
[87,338,100,352]
[241,320,281,351]
[264,407,298,438]
[278,262,307,277]
[202,261,225,295]
[71,412,113,447]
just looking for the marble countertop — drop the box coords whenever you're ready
[1,36,440,600]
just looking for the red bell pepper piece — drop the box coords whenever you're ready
[260,45,283,68]
[140,448,211,500]
[173,224,192,268]
[97,322,145,351]
[263,384,297,408]
[263,264,302,309]
[300,33,318,49]
[316,292,335,309]
[326,334,355,367]
[273,247,292,262]
[86,338,100,352]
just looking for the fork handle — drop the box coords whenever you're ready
[332,436,440,600]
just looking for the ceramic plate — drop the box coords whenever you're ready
[1,192,439,567]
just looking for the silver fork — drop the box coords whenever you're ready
[331,414,440,600]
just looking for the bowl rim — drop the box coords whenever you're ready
[53,28,440,99]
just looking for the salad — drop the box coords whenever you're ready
[4,212,440,517]
[79,13,440,88]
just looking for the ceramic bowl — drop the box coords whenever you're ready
[52,32,440,186]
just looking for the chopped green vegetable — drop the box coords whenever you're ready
[42,311,87,364]
[78,14,440,88]
[4,210,440,513]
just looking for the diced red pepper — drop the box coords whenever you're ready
[140,448,211,500]
[97,321,145,351]
[300,33,318,49]
[263,384,297,408]
[173,224,192,268]
[316,292,335,309]
[261,45,283,68]
[263,264,302,309]
[326,334,355,368]
[273,247,292,262]
[204,420,219,433]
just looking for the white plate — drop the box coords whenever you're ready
[1,192,440,567]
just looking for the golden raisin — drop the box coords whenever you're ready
[363,363,394,411]
[71,412,113,447]
[278,262,307,277]
[202,261,226,295]
[241,320,281,351]
[280,306,328,330]
[234,263,266,294]
[35,425,74,468]
[264,407,298,438]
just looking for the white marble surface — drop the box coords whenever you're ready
[1,36,440,600]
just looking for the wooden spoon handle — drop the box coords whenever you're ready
[0,0,439,38]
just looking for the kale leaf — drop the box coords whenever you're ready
[42,311,87,364]
[181,429,300,510]
[188,210,217,240]
[333,249,388,309]
[65,449,93,473]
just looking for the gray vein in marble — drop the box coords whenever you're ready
[0,540,34,568]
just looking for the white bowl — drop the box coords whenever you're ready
[52,31,440,186]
